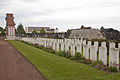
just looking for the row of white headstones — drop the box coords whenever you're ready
[22,37,120,70]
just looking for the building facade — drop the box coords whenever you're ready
[6,13,16,36]
[25,27,58,33]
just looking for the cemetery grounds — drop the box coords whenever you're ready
[9,40,120,80]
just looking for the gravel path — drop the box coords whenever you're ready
[0,37,47,80]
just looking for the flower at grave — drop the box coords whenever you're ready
[110,61,119,67]
[41,43,44,46]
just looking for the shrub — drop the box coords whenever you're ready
[28,42,33,46]
[34,44,39,48]
[42,47,49,52]
[57,51,66,57]
[19,40,24,42]
[68,56,75,60]
[108,67,118,72]
[24,41,28,44]
[92,61,103,65]
[78,60,84,63]
[49,49,55,54]
[66,55,72,59]
[74,52,82,60]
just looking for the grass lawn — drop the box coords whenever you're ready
[9,41,120,80]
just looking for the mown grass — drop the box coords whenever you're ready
[9,40,120,80]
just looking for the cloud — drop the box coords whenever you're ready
[0,0,120,31]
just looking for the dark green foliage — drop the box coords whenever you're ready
[57,51,67,57]
[34,44,39,48]
[42,47,50,52]
[19,40,24,42]
[74,52,82,60]
[0,27,5,36]
[32,29,37,34]
[91,61,103,66]
[78,59,84,63]
[17,23,26,36]
[28,42,33,46]
[108,67,118,72]
[40,28,46,34]
[67,29,72,34]
[0,27,3,31]
[1,30,5,36]
[49,49,55,54]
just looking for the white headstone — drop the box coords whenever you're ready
[56,42,59,51]
[109,42,115,48]
[101,42,106,47]
[71,44,75,57]
[61,42,65,51]
[109,48,119,70]
[76,42,82,54]
[90,46,97,61]
[65,43,69,53]
[53,42,56,50]
[99,47,107,65]
[83,45,89,59]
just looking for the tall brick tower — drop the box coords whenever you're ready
[6,13,16,40]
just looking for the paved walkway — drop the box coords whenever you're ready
[0,37,47,80]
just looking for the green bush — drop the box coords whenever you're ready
[19,40,24,42]
[28,42,33,46]
[33,44,39,48]
[49,49,55,54]
[108,67,118,72]
[91,61,103,66]
[68,56,75,60]
[42,47,50,52]
[74,52,82,60]
[57,51,67,57]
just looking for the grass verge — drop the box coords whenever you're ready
[9,40,120,80]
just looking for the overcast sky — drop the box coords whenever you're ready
[0,0,120,32]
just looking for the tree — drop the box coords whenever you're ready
[32,29,37,34]
[0,27,5,36]
[67,29,72,34]
[1,30,5,36]
[0,27,3,31]
[17,23,25,36]
[100,26,105,30]
[81,25,85,29]
[40,28,46,34]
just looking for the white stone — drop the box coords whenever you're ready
[83,45,89,59]
[94,41,98,47]
[118,43,120,49]
[99,47,107,65]
[83,39,86,45]
[88,41,91,46]
[76,42,82,54]
[109,42,115,48]
[109,48,119,70]
[61,43,65,51]
[65,43,69,53]
[101,42,106,47]
[56,42,59,51]
[71,44,75,57]
[53,42,56,50]
[90,46,97,61]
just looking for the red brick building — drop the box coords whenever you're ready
[6,13,16,36]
